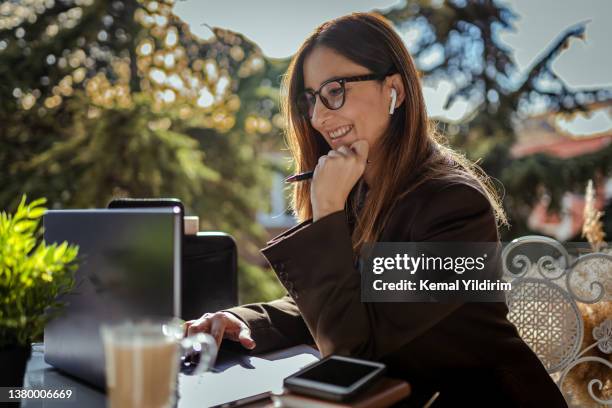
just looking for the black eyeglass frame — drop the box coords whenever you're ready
[297,73,388,119]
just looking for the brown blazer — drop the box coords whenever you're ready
[226,179,567,407]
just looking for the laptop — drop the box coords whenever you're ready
[43,208,182,389]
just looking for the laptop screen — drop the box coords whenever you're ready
[43,208,181,388]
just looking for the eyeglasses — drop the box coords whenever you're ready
[297,73,387,119]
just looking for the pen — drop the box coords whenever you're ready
[284,171,314,183]
[284,158,370,183]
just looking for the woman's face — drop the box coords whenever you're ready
[302,46,393,153]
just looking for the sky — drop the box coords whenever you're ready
[173,0,612,135]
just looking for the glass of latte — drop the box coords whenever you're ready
[101,318,216,408]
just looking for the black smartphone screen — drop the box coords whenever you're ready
[293,358,379,388]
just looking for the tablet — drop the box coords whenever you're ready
[283,355,386,401]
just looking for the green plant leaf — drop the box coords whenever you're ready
[0,195,79,348]
[27,207,46,219]
[28,198,47,209]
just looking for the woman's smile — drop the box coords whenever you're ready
[328,125,354,146]
[329,125,353,139]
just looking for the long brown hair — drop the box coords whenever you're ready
[281,12,507,252]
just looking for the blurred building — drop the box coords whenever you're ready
[256,152,297,238]
[513,102,612,241]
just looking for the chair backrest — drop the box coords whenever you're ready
[502,235,611,405]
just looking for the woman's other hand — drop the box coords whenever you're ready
[184,311,256,350]
[311,139,369,221]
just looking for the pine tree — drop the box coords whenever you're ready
[0,0,286,302]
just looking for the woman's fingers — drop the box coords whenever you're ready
[350,140,369,162]
[237,325,256,349]
[186,314,212,337]
[209,315,227,348]
[183,320,193,337]
[184,311,256,350]
[223,313,256,349]
[336,145,352,157]
[325,145,360,161]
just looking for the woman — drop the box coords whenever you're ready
[186,13,567,407]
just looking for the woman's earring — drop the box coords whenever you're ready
[389,88,397,115]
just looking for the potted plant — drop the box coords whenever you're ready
[0,196,78,387]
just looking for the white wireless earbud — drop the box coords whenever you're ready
[389,88,397,115]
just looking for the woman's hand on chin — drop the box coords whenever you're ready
[311,139,369,222]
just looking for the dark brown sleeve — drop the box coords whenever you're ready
[224,295,315,353]
[222,218,316,354]
[259,183,498,359]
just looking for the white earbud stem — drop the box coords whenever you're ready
[389,88,397,115]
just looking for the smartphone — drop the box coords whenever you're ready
[283,355,386,401]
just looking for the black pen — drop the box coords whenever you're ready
[284,157,370,183]
[284,171,314,183]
